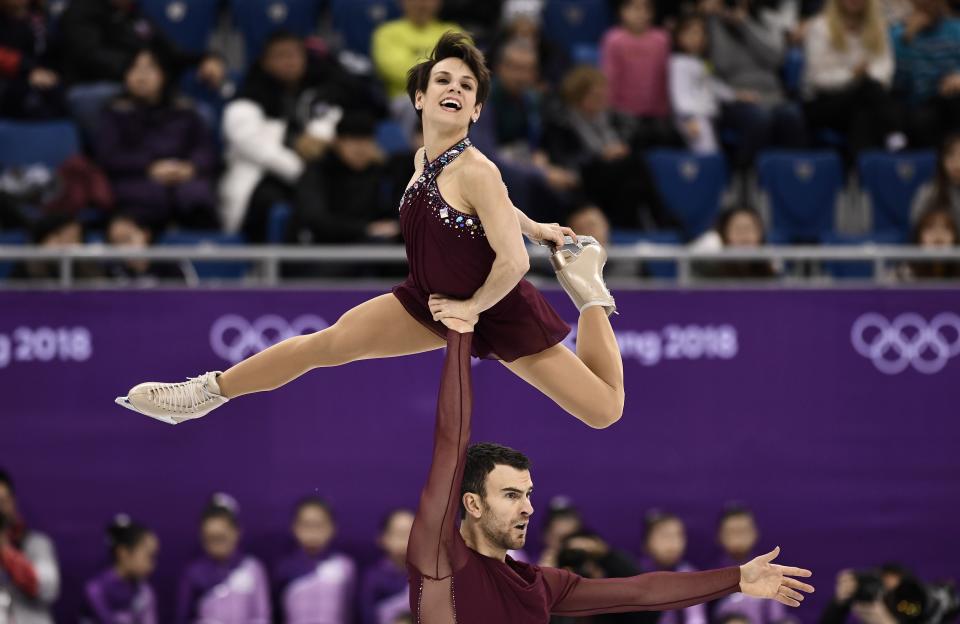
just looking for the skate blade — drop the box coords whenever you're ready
[114,396,179,426]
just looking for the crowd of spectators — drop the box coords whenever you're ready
[5,464,954,624]
[1,0,959,282]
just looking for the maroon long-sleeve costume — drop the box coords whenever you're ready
[407,331,743,623]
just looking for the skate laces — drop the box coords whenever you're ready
[149,375,217,413]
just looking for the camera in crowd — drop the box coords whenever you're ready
[851,566,960,624]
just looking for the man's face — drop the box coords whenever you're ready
[0,483,16,520]
[469,465,534,551]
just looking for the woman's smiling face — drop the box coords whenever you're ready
[416,57,482,131]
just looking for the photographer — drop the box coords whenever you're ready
[819,565,959,624]
[0,469,59,624]
[552,530,658,624]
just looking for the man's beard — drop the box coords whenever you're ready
[480,516,525,551]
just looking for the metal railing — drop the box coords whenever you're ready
[1,244,959,288]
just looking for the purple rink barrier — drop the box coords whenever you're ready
[1,288,959,621]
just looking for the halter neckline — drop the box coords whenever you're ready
[423,137,472,173]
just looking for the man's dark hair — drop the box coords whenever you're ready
[460,443,531,517]
[0,468,13,494]
[406,31,492,117]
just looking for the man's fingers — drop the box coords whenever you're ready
[774,594,800,608]
[779,587,804,602]
[783,577,815,593]
[761,546,780,562]
[775,564,813,578]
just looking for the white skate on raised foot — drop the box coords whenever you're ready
[548,235,617,316]
[115,371,228,425]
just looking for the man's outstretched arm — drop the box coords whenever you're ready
[545,547,814,617]
[405,330,474,580]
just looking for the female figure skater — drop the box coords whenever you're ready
[117,32,623,431]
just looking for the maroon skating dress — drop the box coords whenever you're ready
[391,137,570,361]
[407,331,743,624]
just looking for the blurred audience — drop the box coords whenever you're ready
[93,48,218,233]
[274,497,356,624]
[819,564,960,624]
[81,515,158,624]
[670,13,737,153]
[0,468,58,624]
[537,498,583,568]
[902,205,960,277]
[700,0,807,167]
[567,203,612,247]
[219,32,356,241]
[712,504,791,624]
[545,65,673,229]
[360,508,414,624]
[803,0,905,156]
[103,214,190,282]
[638,510,707,624]
[289,112,402,246]
[487,0,570,87]
[0,0,65,118]
[693,206,777,278]
[602,0,676,146]
[554,529,653,624]
[472,37,578,221]
[892,0,960,147]
[911,132,960,225]
[58,0,226,136]
[176,493,270,624]
[9,213,102,280]
[372,0,461,103]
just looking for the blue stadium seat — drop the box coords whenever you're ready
[0,120,80,169]
[858,150,936,239]
[543,0,612,54]
[645,150,728,239]
[375,120,410,154]
[0,230,28,279]
[610,230,681,279]
[330,0,401,56]
[757,150,843,243]
[140,0,221,54]
[782,46,804,95]
[268,203,292,243]
[230,0,323,62]
[156,230,250,279]
[821,231,905,279]
[572,43,600,66]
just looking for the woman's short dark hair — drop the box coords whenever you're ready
[406,31,491,116]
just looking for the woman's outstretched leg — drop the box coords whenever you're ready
[118,294,445,423]
[218,294,444,398]
[502,306,624,430]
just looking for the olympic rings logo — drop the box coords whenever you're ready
[209,314,329,364]
[851,312,960,375]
